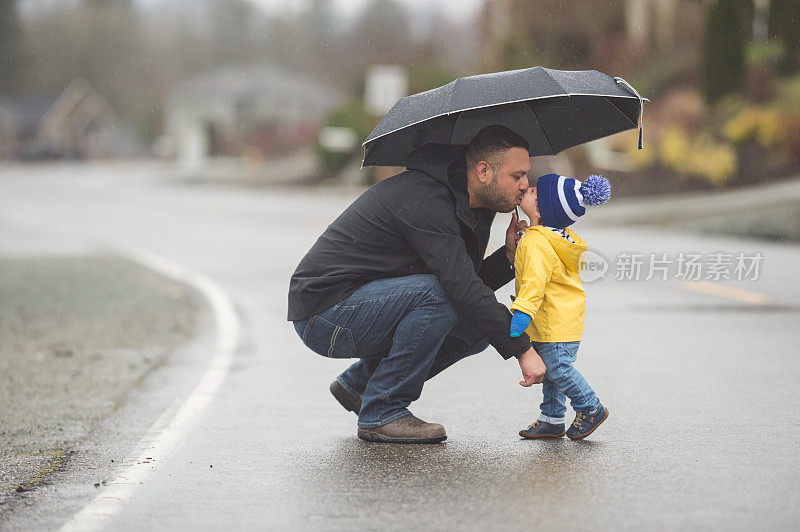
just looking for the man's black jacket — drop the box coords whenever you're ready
[287,144,531,359]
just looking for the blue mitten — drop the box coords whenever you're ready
[509,310,532,337]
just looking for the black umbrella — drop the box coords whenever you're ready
[362,66,647,167]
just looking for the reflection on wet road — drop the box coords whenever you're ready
[1,162,798,529]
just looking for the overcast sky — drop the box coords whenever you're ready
[249,0,485,24]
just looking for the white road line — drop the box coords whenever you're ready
[678,280,769,305]
[59,245,240,532]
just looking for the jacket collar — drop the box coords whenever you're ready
[406,144,478,230]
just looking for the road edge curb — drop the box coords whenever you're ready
[58,244,241,532]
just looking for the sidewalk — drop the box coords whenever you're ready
[0,225,198,506]
[591,175,800,241]
[178,148,318,187]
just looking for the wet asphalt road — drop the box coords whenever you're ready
[1,162,799,530]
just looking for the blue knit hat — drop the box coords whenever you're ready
[536,173,611,228]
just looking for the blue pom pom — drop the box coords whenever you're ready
[579,174,611,206]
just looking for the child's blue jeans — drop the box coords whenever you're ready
[532,341,601,419]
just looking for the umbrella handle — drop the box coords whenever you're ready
[614,77,645,150]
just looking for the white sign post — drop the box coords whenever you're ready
[365,65,408,116]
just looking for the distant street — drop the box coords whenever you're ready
[1,161,799,530]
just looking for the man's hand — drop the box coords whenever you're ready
[505,211,529,263]
[518,345,546,387]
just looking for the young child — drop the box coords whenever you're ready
[510,173,611,440]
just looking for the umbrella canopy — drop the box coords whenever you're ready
[362,66,647,167]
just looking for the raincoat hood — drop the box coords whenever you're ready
[532,226,588,272]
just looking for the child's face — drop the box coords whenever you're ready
[519,187,540,223]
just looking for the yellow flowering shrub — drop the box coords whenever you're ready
[659,127,690,170]
[723,106,784,146]
[626,140,656,167]
[657,126,737,185]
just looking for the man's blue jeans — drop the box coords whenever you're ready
[293,274,489,428]
[532,341,600,418]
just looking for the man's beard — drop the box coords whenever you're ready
[476,177,517,213]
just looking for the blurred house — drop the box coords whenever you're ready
[481,0,702,69]
[0,101,16,159]
[0,78,142,160]
[166,64,340,171]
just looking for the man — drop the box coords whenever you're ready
[288,125,547,443]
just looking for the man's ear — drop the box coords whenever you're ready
[476,161,492,184]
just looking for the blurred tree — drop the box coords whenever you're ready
[140,3,207,82]
[768,0,800,74]
[78,0,152,130]
[316,99,373,178]
[702,0,752,104]
[294,0,340,83]
[13,0,481,141]
[0,0,25,95]
[309,0,335,49]
[406,25,462,93]
[207,0,259,67]
[502,0,626,69]
[84,0,132,5]
[349,0,413,68]
[408,62,459,94]
[22,0,162,138]
[497,35,533,71]
[741,0,755,41]
[241,2,345,89]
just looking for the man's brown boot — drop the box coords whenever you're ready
[357,414,447,444]
[330,380,361,415]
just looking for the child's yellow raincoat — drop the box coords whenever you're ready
[510,226,588,342]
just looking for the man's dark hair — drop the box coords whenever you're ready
[465,125,529,170]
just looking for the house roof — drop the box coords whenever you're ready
[173,63,341,117]
[0,90,63,137]
[0,79,118,139]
